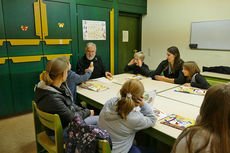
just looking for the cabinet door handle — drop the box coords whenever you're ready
[33,0,42,39]
[40,0,48,39]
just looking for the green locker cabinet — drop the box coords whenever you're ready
[9,60,44,113]
[77,5,110,71]
[0,60,14,116]
[2,0,44,113]
[0,1,14,117]
[43,0,72,56]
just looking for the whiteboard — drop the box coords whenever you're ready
[190,20,230,50]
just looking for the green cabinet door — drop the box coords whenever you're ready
[0,60,14,116]
[2,0,44,113]
[2,0,43,56]
[77,5,110,71]
[9,60,44,113]
[43,0,72,56]
[0,1,14,117]
[0,0,7,57]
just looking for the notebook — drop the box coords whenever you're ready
[175,86,206,96]
[160,114,195,130]
[79,82,109,92]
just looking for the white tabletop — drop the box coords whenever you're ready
[153,96,200,139]
[111,73,150,85]
[140,79,179,93]
[158,86,205,107]
[77,80,121,105]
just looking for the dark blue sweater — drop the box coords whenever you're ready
[67,70,92,105]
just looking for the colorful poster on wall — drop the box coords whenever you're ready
[82,20,106,40]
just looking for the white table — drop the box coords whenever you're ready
[158,86,205,107]
[140,79,179,93]
[77,77,200,146]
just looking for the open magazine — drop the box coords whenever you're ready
[79,82,109,92]
[175,86,206,96]
[160,114,195,130]
[143,90,156,107]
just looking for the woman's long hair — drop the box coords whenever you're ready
[163,46,183,73]
[116,79,144,120]
[172,84,230,153]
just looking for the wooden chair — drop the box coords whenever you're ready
[32,101,64,153]
[98,139,111,153]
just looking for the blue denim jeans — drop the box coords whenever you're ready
[128,145,157,153]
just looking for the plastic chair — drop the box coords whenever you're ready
[32,101,64,153]
[98,139,111,153]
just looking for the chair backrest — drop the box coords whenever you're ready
[98,139,111,153]
[32,101,63,153]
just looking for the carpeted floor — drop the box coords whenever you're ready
[0,112,36,153]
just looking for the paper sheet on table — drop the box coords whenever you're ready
[93,77,113,83]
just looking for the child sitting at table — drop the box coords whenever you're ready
[124,51,150,77]
[98,79,157,153]
[182,61,210,89]
[171,84,230,153]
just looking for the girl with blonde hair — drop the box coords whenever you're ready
[98,79,157,153]
[172,84,230,153]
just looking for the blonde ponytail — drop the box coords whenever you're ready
[40,71,53,85]
[116,79,144,119]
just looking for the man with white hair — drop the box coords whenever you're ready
[76,42,112,79]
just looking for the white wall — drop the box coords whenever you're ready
[142,0,230,70]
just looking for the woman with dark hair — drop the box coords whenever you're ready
[172,84,230,153]
[150,46,185,84]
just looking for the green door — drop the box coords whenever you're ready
[2,0,43,56]
[77,5,110,71]
[43,0,72,57]
[2,0,44,113]
[0,1,14,117]
[118,14,141,74]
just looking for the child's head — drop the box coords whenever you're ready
[116,79,144,120]
[172,83,230,153]
[134,51,145,63]
[182,61,200,79]
[40,57,69,85]
[57,56,71,70]
[199,84,230,129]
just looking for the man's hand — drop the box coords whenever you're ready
[105,72,113,78]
